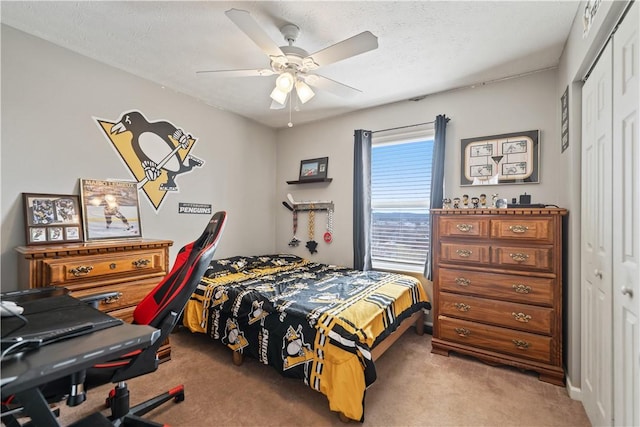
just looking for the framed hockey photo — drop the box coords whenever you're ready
[80,179,142,241]
[298,157,329,181]
[22,193,84,245]
[460,130,539,186]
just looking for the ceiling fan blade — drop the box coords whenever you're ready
[225,9,285,59]
[196,69,274,77]
[303,74,362,98]
[270,98,287,110]
[306,31,378,68]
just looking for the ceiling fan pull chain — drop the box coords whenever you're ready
[288,94,293,127]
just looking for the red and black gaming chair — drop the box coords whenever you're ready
[42,211,227,426]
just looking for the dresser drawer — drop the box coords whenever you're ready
[43,249,167,286]
[438,317,553,363]
[490,218,553,243]
[439,242,490,265]
[438,268,554,306]
[108,305,136,323]
[491,245,553,272]
[438,217,489,238]
[439,292,554,335]
[68,277,161,313]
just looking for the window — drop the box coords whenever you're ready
[371,129,434,272]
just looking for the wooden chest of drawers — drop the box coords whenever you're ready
[16,239,173,361]
[430,208,567,385]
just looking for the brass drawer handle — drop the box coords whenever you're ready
[512,312,532,323]
[512,284,532,294]
[454,327,470,337]
[455,277,471,287]
[512,339,530,350]
[454,303,471,312]
[132,259,151,268]
[70,265,93,277]
[509,252,529,262]
[104,292,123,304]
[508,225,529,233]
[456,224,473,232]
[456,249,472,258]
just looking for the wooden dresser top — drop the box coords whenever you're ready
[431,208,568,216]
[16,239,173,259]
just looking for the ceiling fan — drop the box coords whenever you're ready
[197,9,378,110]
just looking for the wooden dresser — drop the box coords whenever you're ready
[16,238,174,361]
[430,208,567,385]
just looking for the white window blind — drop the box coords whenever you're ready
[371,129,434,272]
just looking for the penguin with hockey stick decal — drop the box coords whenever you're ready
[110,111,203,191]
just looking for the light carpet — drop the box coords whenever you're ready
[58,328,590,426]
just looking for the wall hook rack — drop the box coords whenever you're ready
[283,193,334,212]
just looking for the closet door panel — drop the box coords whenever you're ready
[612,3,639,425]
[581,41,613,427]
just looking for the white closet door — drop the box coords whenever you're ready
[582,41,614,427]
[612,3,639,425]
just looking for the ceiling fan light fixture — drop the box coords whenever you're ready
[295,80,315,104]
[301,57,319,71]
[270,55,288,66]
[270,86,288,105]
[275,72,295,93]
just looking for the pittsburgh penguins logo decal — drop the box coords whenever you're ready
[282,325,313,370]
[95,110,204,211]
[248,300,269,325]
[222,318,249,352]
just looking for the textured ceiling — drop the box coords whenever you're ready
[1,1,580,129]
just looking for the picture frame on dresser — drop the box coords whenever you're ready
[80,178,142,241]
[22,193,84,245]
[460,130,539,186]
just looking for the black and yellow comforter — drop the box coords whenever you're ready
[183,254,430,421]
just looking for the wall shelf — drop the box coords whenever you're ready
[286,178,333,184]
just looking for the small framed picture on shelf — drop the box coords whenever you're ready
[22,193,84,245]
[80,178,142,241]
[298,157,329,181]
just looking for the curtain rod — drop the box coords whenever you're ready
[372,120,434,134]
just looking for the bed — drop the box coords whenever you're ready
[182,254,431,422]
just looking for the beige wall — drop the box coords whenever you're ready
[276,69,562,264]
[3,1,630,397]
[1,25,278,291]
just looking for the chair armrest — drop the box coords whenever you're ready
[78,292,122,309]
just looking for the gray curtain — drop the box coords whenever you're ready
[353,129,372,271]
[425,115,449,279]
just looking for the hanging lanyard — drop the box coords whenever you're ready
[324,208,333,243]
[306,205,318,254]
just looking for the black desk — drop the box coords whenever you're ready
[1,290,160,427]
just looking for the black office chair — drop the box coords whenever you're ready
[4,211,227,427]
